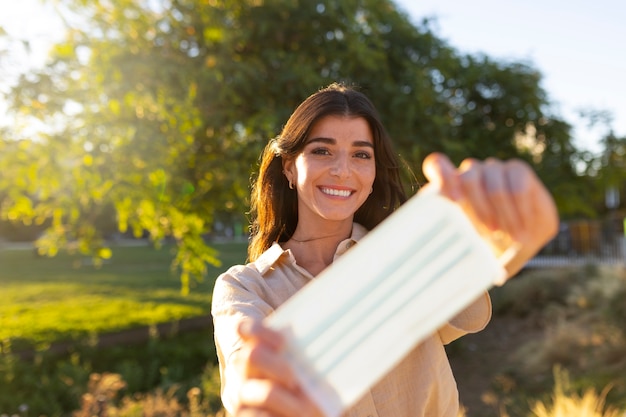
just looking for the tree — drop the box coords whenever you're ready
[1,0,582,291]
[594,126,626,217]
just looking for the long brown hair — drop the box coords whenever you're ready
[248,83,410,261]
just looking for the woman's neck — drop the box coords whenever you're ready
[284,221,353,276]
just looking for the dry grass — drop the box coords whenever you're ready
[507,266,626,378]
[529,368,624,417]
[455,265,626,416]
[78,370,626,417]
[72,372,226,417]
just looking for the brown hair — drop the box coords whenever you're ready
[248,83,410,261]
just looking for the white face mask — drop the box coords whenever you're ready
[267,187,514,417]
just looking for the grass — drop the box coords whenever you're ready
[0,330,221,417]
[0,240,246,416]
[458,367,625,417]
[528,367,624,417]
[481,265,626,414]
[2,243,626,417]
[0,241,248,350]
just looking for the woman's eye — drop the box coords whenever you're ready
[355,151,372,159]
[311,148,331,155]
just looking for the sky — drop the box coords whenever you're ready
[394,0,626,152]
[1,0,625,153]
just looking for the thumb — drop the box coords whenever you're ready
[238,319,285,351]
[422,153,461,201]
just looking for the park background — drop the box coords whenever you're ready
[1,1,626,416]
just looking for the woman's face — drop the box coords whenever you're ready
[283,115,376,225]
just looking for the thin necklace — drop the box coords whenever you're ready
[290,233,345,243]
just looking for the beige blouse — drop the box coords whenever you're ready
[211,223,491,417]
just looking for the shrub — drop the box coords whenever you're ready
[0,331,218,417]
[490,267,586,318]
[70,371,225,417]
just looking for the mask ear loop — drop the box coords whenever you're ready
[489,234,522,286]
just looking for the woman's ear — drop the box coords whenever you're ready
[282,158,295,184]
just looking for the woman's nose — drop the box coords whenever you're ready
[330,154,350,178]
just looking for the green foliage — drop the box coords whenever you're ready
[0,0,591,292]
[490,267,590,317]
[0,242,246,417]
[0,331,219,417]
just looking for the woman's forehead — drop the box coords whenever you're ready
[307,115,373,143]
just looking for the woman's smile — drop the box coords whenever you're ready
[319,186,354,198]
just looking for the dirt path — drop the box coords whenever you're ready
[448,313,545,417]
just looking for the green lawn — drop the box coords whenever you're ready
[0,241,248,349]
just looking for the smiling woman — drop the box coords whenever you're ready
[210,82,558,417]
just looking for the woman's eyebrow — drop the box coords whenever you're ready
[353,140,374,148]
[306,137,336,145]
[307,137,374,148]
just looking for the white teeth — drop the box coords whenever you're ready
[321,187,352,197]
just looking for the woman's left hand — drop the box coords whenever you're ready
[421,152,559,279]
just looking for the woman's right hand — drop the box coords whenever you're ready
[232,319,324,417]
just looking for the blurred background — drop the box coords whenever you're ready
[1,1,625,416]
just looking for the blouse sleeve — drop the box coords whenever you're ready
[211,265,274,414]
[437,292,492,345]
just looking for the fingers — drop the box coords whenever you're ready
[238,379,304,417]
[235,370,324,417]
[232,319,318,417]
[422,152,461,200]
[235,320,298,390]
[457,158,527,240]
[457,158,495,231]
[238,319,285,350]
[500,159,536,240]
[421,152,559,277]
[236,406,275,417]
[237,342,299,391]
[236,385,324,417]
